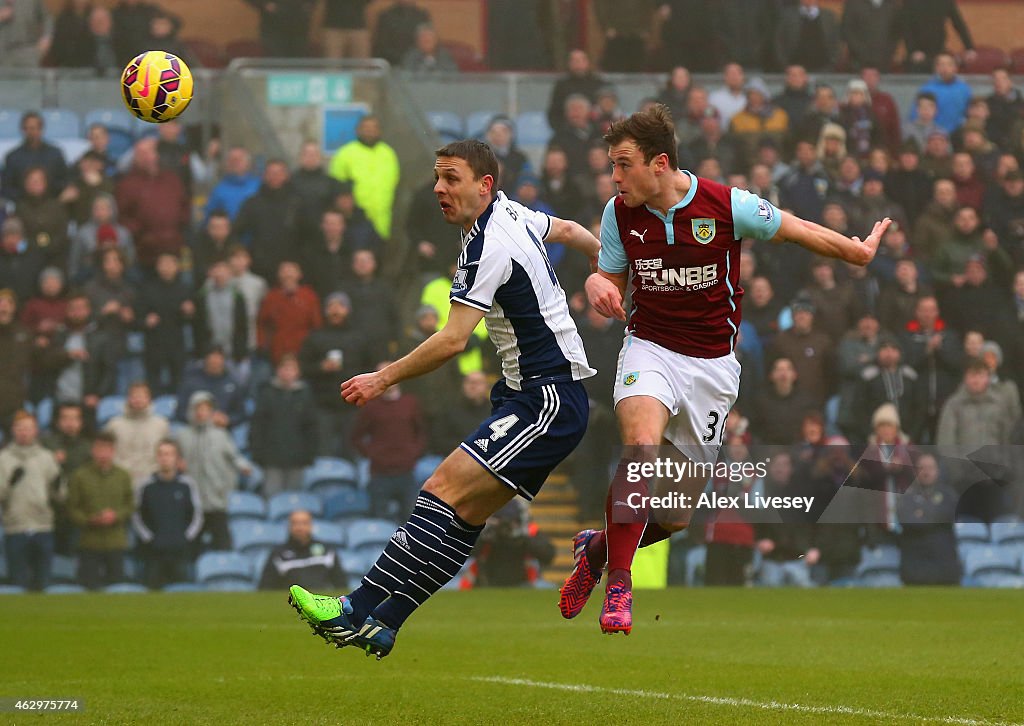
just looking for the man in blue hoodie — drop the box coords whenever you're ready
[911,53,972,135]
[203,146,261,223]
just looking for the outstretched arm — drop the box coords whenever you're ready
[547,217,601,271]
[771,212,891,266]
[340,302,486,406]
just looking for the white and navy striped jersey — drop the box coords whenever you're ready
[449,191,596,390]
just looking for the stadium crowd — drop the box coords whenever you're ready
[1,0,1024,592]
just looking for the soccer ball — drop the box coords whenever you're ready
[120,50,194,123]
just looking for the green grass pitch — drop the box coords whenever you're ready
[1,588,1022,725]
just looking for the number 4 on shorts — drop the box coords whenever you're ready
[488,415,519,441]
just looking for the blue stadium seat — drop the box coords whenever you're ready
[346,518,396,554]
[413,456,443,486]
[84,107,136,135]
[0,109,23,137]
[50,555,78,584]
[0,585,26,594]
[44,584,86,594]
[162,582,206,593]
[56,138,90,164]
[240,463,264,493]
[34,397,53,431]
[152,394,177,420]
[857,545,900,577]
[991,522,1024,547]
[302,457,359,493]
[466,111,496,139]
[41,109,82,139]
[323,489,371,521]
[96,395,125,426]
[205,579,256,592]
[954,522,990,544]
[232,422,250,454]
[230,519,286,554]
[104,583,148,594]
[858,571,903,587]
[514,111,552,146]
[267,491,323,521]
[228,491,267,521]
[425,110,464,142]
[966,546,1020,581]
[249,549,271,580]
[195,551,253,585]
[106,128,135,159]
[312,520,346,548]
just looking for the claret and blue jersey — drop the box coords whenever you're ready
[599,172,783,358]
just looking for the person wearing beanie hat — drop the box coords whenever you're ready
[68,193,135,284]
[978,340,1021,424]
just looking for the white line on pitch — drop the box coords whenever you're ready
[469,676,1022,726]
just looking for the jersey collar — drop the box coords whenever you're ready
[643,171,699,221]
[464,191,502,246]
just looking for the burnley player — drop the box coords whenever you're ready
[289,140,601,658]
[559,105,890,634]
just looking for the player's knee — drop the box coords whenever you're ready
[622,432,661,449]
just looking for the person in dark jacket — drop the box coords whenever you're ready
[249,354,317,497]
[292,141,344,249]
[774,0,840,72]
[1,112,67,202]
[0,290,37,435]
[299,292,371,460]
[42,292,120,411]
[112,0,180,62]
[0,218,47,314]
[750,358,818,445]
[50,0,93,67]
[432,371,492,455]
[191,258,249,364]
[175,347,246,429]
[858,337,925,442]
[133,439,203,589]
[40,403,92,555]
[900,296,963,444]
[351,363,427,522]
[370,0,430,67]
[243,0,314,57]
[258,509,347,591]
[15,167,70,269]
[347,250,398,363]
[840,0,899,71]
[191,212,237,288]
[302,209,354,301]
[753,453,818,587]
[899,0,974,73]
[546,49,604,131]
[232,160,300,281]
[137,252,193,395]
[897,453,960,585]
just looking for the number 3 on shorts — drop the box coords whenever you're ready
[488,414,520,441]
[702,410,728,445]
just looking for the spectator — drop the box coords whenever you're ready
[713,0,775,71]
[137,252,192,394]
[258,509,347,591]
[951,152,985,212]
[979,341,1022,424]
[858,337,925,441]
[322,0,371,59]
[775,0,839,72]
[836,313,882,438]
[754,453,817,587]
[878,257,930,333]
[913,178,959,262]
[841,0,899,72]
[401,23,457,73]
[249,354,317,497]
[886,143,931,226]
[243,0,313,57]
[40,402,90,555]
[938,359,1016,447]
[148,120,193,195]
[177,391,251,551]
[920,130,954,181]
[104,381,169,489]
[779,140,830,225]
[331,181,382,252]
[729,77,788,171]
[396,303,463,419]
[901,296,963,443]
[769,297,834,406]
[257,261,321,365]
[679,106,742,177]
[896,453,960,585]
[537,146,584,222]
[0,0,52,67]
[83,247,135,351]
[299,292,371,459]
[83,6,117,72]
[63,149,116,226]
[654,66,692,121]
[406,178,460,278]
[791,84,840,153]
[0,218,46,304]
[0,411,60,591]
[227,245,266,355]
[985,170,1024,267]
[549,95,600,178]
[986,68,1023,151]
[750,357,817,444]
[485,116,531,192]
[592,0,655,73]
[347,249,398,362]
[816,123,848,182]
[192,212,236,286]
[469,499,555,588]
[673,85,709,148]
[432,371,491,455]
[115,137,188,269]
[291,141,344,246]
[191,258,249,366]
[133,439,202,589]
[772,65,813,130]
[112,0,179,62]
[67,430,133,589]
[43,292,117,409]
[839,80,881,161]
[233,159,300,280]
[328,115,399,240]
[943,257,1016,353]
[708,62,746,131]
[352,362,427,521]
[303,210,354,301]
[858,171,906,237]
[900,0,974,73]
[204,147,260,223]
[860,67,902,154]
[743,275,781,347]
[1010,270,1024,388]
[701,442,756,585]
[175,346,245,429]
[68,194,135,284]
[546,49,604,131]
[50,0,91,67]
[371,0,431,67]
[1,112,67,202]
[16,259,66,338]
[932,207,1012,290]
[912,53,973,135]
[803,258,860,345]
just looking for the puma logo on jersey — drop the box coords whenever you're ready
[629,228,648,243]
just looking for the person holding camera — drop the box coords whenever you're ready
[0,410,62,591]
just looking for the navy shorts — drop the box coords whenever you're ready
[460,379,589,501]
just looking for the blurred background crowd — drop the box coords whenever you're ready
[0,0,1023,594]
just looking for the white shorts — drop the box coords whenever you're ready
[612,335,741,463]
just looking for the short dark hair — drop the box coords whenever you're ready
[94,431,117,445]
[916,91,938,105]
[435,140,499,185]
[21,111,42,128]
[603,104,679,169]
[965,358,989,375]
[157,438,180,454]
